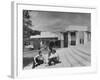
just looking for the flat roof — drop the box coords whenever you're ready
[65,25,89,31]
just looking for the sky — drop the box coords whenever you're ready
[29,10,91,32]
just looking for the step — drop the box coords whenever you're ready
[70,47,91,62]
[69,47,90,66]
[61,49,82,67]
[56,49,71,67]
[74,46,91,56]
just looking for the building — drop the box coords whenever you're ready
[29,25,91,50]
[30,32,60,49]
[64,25,91,47]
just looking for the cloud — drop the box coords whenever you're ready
[30,11,91,32]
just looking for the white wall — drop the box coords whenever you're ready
[41,32,58,37]
[0,0,100,80]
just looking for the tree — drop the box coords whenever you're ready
[23,10,40,47]
[23,10,32,46]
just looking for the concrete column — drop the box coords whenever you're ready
[60,33,64,48]
[61,40,64,48]
[87,32,90,41]
[84,31,88,44]
[88,32,91,41]
[76,31,80,45]
[68,32,71,47]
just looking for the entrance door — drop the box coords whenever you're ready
[71,32,76,45]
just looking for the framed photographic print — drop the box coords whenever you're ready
[11,1,97,78]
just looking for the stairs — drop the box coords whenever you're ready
[56,42,91,67]
[24,42,91,69]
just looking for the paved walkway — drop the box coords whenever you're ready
[24,42,91,69]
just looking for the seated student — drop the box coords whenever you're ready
[35,51,45,66]
[48,49,60,66]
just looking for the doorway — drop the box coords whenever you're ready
[64,32,68,47]
[70,32,76,45]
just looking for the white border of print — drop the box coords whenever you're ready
[11,1,97,78]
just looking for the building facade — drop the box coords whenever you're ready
[29,26,91,50]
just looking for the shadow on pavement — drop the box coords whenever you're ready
[23,57,33,68]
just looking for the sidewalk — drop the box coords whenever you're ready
[23,42,91,69]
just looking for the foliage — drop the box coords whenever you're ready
[23,10,40,46]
